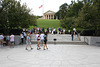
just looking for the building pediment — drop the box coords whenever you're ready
[44,10,55,15]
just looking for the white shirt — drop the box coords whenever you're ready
[40,34,44,40]
[36,34,39,39]
[23,32,26,36]
[53,29,56,31]
[20,34,24,38]
[73,28,76,31]
[10,35,14,41]
[0,35,4,39]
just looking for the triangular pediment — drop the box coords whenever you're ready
[44,10,55,15]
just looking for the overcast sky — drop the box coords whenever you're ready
[18,0,72,16]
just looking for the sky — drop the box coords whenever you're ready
[18,0,72,16]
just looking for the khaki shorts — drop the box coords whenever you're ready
[0,39,3,45]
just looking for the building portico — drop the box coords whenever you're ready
[44,10,55,19]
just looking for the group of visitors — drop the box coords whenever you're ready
[0,27,77,49]
[25,32,48,50]
[0,33,15,48]
[24,27,66,35]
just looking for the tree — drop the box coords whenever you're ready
[67,1,83,17]
[60,17,74,30]
[0,0,37,34]
[59,3,68,19]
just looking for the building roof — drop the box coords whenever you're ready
[44,10,55,15]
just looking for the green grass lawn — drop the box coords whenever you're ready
[37,19,60,28]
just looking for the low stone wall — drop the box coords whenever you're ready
[80,36,100,46]
[14,35,21,45]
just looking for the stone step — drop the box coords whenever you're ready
[30,34,87,45]
[31,41,87,45]
[31,34,80,41]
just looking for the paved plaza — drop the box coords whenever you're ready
[0,44,100,67]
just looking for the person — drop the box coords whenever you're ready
[68,30,70,34]
[45,28,47,33]
[59,27,61,34]
[23,32,26,41]
[3,37,7,46]
[57,27,59,34]
[40,32,44,46]
[26,33,33,50]
[10,34,15,48]
[34,27,37,34]
[0,33,4,47]
[53,28,56,34]
[44,32,48,50]
[73,28,76,35]
[36,32,41,50]
[49,27,51,34]
[63,28,65,34]
[6,35,10,46]
[71,31,74,41]
[20,33,24,44]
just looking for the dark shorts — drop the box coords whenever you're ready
[10,41,14,44]
[44,40,47,44]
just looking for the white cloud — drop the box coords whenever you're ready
[18,0,71,16]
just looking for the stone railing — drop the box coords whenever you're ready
[79,36,100,46]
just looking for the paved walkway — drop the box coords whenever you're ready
[0,44,100,67]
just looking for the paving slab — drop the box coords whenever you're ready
[0,44,100,67]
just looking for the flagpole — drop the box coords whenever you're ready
[42,0,44,19]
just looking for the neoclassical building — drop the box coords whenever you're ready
[44,10,55,19]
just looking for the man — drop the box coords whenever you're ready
[0,33,4,47]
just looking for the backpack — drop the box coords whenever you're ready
[37,35,40,40]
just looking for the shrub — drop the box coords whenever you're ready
[9,29,23,35]
[80,30,95,36]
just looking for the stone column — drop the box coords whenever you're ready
[45,15,47,19]
[50,15,51,19]
[48,15,49,19]
[53,15,54,19]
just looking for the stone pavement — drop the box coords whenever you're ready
[0,44,100,67]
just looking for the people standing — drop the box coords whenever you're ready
[20,33,24,44]
[63,28,65,34]
[0,33,4,47]
[23,32,26,41]
[73,28,76,35]
[49,27,51,33]
[40,32,44,46]
[26,33,33,50]
[36,32,41,50]
[6,35,10,46]
[10,34,15,48]
[71,31,74,41]
[57,27,59,34]
[44,32,48,50]
[59,27,61,34]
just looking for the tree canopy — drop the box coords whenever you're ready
[56,0,100,35]
[0,0,37,34]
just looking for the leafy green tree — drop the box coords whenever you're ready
[0,0,36,34]
[60,17,74,30]
[59,3,68,19]
[67,1,83,17]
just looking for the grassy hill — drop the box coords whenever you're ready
[37,19,60,28]
[30,19,60,29]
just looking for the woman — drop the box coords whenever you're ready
[44,32,48,50]
[36,32,41,50]
[26,33,33,50]
[10,34,15,48]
